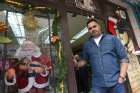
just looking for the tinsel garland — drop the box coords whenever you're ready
[22,11,38,31]
[51,13,67,92]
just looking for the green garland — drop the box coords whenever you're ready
[52,12,68,92]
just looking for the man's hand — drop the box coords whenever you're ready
[118,62,128,83]
[77,60,86,67]
[73,55,87,68]
[118,75,126,84]
[73,57,78,67]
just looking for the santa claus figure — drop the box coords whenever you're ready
[5,40,52,93]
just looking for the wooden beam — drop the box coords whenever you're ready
[21,0,102,18]
[59,9,78,93]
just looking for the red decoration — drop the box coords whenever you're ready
[108,17,117,35]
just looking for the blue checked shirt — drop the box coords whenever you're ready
[82,34,128,87]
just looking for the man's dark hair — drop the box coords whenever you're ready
[87,18,99,26]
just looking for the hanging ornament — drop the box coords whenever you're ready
[51,35,60,44]
[22,11,38,31]
[0,21,7,32]
[108,16,117,35]
[0,36,12,44]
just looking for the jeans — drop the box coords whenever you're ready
[92,83,126,93]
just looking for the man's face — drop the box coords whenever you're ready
[87,21,102,37]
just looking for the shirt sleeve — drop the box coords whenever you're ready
[113,36,129,63]
[80,44,89,62]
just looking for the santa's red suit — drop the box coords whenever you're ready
[17,55,52,93]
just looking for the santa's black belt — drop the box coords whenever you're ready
[28,73,37,77]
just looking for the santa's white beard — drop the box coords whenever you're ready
[15,49,34,59]
[15,47,42,59]
[32,47,42,58]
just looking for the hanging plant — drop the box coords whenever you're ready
[51,12,68,92]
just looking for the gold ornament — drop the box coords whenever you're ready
[22,11,38,31]
[51,35,60,44]
[0,21,7,32]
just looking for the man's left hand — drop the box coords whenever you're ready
[118,75,126,84]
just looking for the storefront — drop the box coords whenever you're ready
[0,0,140,93]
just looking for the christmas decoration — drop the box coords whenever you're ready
[52,13,67,92]
[5,0,67,91]
[5,0,24,7]
[22,11,38,31]
[0,21,7,32]
[0,36,12,44]
[115,8,128,33]
[51,35,60,44]
[5,40,52,93]
[108,16,117,35]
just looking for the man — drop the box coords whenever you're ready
[73,19,129,93]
